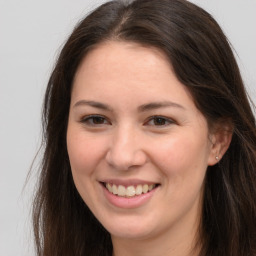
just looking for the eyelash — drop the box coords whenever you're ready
[80,115,111,126]
[144,116,175,127]
[80,115,175,127]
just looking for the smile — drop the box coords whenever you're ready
[104,183,157,197]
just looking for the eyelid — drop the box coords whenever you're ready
[79,114,175,127]
[144,115,176,127]
[80,114,111,126]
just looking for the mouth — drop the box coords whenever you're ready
[102,182,160,198]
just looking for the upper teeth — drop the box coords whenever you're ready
[105,183,156,197]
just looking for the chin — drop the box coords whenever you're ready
[102,214,159,240]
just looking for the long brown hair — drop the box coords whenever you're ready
[33,0,256,255]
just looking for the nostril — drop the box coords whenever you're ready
[106,148,147,171]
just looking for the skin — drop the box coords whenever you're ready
[66,41,230,256]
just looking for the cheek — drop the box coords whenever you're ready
[66,129,108,204]
[150,132,210,178]
[67,129,106,177]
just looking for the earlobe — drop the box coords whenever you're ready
[207,126,233,166]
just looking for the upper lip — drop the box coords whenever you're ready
[99,179,160,187]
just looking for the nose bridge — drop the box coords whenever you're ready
[106,123,146,170]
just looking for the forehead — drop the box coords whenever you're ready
[74,41,172,82]
[72,41,197,111]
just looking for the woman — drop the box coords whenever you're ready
[33,0,256,255]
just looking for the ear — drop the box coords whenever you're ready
[207,123,233,166]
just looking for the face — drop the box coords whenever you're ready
[67,41,217,243]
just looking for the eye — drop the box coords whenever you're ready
[145,116,175,127]
[80,115,111,126]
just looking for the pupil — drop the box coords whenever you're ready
[93,117,104,124]
[154,118,165,125]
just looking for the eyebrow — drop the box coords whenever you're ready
[137,101,185,112]
[73,100,113,111]
[73,100,185,112]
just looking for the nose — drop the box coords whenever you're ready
[106,126,147,171]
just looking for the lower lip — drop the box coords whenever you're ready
[102,184,157,209]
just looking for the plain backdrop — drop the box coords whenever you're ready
[0,1,255,255]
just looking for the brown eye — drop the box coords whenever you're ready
[81,115,111,126]
[153,117,167,126]
[145,116,174,127]
[91,116,105,124]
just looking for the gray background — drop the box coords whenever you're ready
[0,0,255,255]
